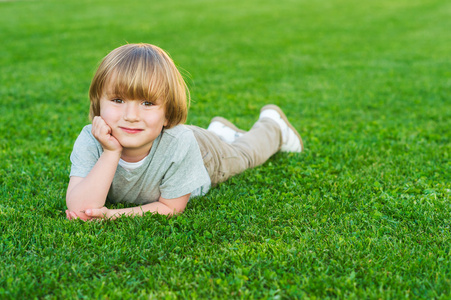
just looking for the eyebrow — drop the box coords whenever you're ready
[103,91,122,99]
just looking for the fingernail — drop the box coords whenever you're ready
[86,209,91,215]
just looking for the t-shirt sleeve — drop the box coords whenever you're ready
[69,125,103,178]
[159,130,210,199]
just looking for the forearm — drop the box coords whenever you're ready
[66,150,121,213]
[107,202,181,219]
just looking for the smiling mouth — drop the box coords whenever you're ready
[120,127,144,134]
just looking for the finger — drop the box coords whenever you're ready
[92,115,104,125]
[86,208,104,218]
[91,116,101,130]
[96,117,110,132]
[70,212,79,220]
[92,119,117,149]
[87,208,109,220]
[92,117,109,136]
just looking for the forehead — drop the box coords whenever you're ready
[101,73,162,103]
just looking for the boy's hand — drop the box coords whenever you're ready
[65,209,91,221]
[85,207,111,220]
[65,208,110,221]
[92,116,122,153]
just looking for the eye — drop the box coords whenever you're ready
[112,98,124,104]
[142,101,154,107]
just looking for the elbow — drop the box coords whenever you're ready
[169,205,186,216]
[169,209,184,216]
[71,211,91,221]
[66,197,92,221]
[158,196,189,216]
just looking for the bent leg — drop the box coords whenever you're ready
[189,118,281,186]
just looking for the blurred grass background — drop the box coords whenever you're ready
[0,0,450,298]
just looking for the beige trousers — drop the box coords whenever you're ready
[189,118,282,186]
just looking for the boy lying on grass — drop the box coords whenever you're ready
[65,43,303,221]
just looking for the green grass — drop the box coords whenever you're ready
[1,0,450,298]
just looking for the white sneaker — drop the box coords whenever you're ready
[207,117,246,143]
[259,104,303,152]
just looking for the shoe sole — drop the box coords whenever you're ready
[260,104,304,151]
[210,117,247,134]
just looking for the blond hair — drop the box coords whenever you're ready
[89,43,189,128]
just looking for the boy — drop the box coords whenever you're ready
[66,43,303,221]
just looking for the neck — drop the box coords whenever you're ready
[120,144,152,163]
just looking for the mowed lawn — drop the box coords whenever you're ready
[0,0,450,298]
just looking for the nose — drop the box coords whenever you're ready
[123,102,140,122]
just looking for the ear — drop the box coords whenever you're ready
[163,117,169,128]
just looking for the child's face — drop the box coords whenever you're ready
[99,84,168,159]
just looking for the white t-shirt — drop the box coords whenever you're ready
[69,124,211,205]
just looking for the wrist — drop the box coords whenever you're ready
[105,208,113,219]
[107,209,122,220]
[102,148,122,159]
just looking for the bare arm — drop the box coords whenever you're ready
[66,117,122,221]
[66,151,121,220]
[69,193,191,221]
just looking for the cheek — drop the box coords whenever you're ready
[100,106,117,122]
[145,110,167,127]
